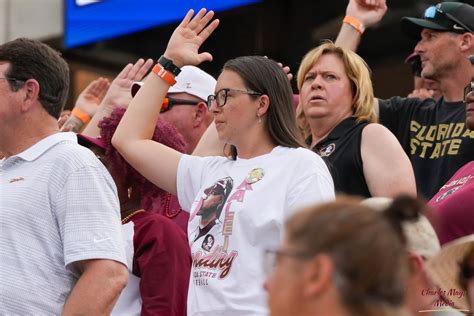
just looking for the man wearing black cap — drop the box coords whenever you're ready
[335,0,474,199]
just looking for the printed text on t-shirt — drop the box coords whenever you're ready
[409,121,474,159]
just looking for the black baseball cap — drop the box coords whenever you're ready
[401,2,474,39]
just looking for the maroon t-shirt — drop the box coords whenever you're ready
[428,161,474,245]
[131,212,191,316]
[149,193,189,234]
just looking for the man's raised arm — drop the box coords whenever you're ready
[335,0,387,51]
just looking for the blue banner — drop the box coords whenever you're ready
[65,0,260,48]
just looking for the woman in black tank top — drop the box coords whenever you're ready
[295,43,416,198]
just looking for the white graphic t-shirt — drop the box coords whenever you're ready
[177,146,335,316]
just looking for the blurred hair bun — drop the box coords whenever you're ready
[384,195,422,223]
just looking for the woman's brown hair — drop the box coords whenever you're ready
[285,195,420,316]
[222,56,306,159]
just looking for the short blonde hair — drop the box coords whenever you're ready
[296,42,377,139]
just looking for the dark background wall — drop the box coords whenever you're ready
[61,0,445,107]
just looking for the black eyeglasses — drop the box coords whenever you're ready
[207,88,263,110]
[0,77,25,84]
[0,77,60,104]
[424,5,473,33]
[161,97,200,113]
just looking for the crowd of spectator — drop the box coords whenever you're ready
[1,0,473,315]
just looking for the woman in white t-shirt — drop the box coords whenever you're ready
[112,9,335,316]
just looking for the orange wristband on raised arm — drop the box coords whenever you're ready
[71,107,91,124]
[152,63,177,86]
[343,15,365,34]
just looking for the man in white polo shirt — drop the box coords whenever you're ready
[0,38,128,315]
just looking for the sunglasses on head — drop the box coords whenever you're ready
[160,97,200,113]
[424,5,473,33]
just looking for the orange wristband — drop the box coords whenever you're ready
[152,63,177,86]
[71,107,91,124]
[343,15,365,34]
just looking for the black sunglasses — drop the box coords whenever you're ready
[161,97,200,113]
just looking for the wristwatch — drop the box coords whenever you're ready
[157,55,181,77]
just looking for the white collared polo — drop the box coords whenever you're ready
[0,132,126,315]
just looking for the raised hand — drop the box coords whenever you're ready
[264,56,293,81]
[79,58,154,137]
[58,110,71,130]
[60,78,109,133]
[346,0,387,28]
[75,77,110,117]
[100,58,154,111]
[408,88,435,100]
[164,8,220,68]
[277,62,293,81]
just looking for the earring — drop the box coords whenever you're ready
[257,114,262,124]
[128,187,132,199]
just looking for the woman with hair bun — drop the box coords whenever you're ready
[264,196,420,316]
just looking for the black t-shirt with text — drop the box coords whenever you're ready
[378,96,474,199]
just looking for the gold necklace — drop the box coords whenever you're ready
[121,209,145,224]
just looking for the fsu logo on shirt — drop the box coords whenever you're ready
[318,143,336,157]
